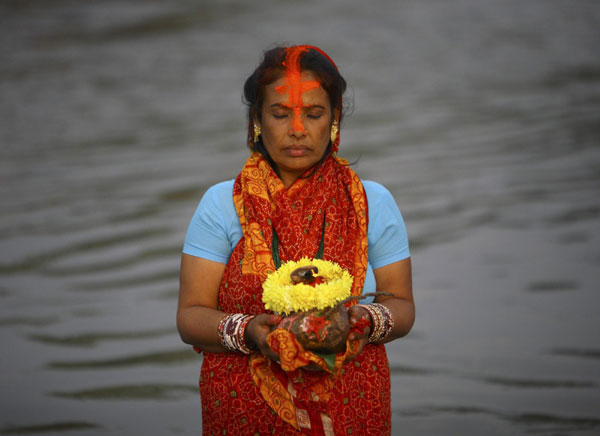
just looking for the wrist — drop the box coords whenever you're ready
[217,313,256,354]
[356,303,394,343]
[243,318,259,351]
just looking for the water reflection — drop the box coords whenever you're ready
[1,422,102,435]
[47,349,196,370]
[51,384,198,401]
[28,326,174,347]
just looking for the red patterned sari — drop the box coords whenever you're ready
[198,152,391,436]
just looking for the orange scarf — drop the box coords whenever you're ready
[227,151,368,434]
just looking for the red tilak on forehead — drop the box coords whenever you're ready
[275,46,320,132]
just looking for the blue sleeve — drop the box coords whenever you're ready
[364,181,410,270]
[183,181,238,264]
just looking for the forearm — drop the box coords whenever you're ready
[370,258,414,344]
[176,305,228,353]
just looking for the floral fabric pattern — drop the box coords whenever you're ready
[198,153,391,436]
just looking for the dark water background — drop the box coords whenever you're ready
[1,0,599,434]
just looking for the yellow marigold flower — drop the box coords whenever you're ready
[262,258,353,315]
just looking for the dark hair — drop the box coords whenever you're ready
[243,45,348,160]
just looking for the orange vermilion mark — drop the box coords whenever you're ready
[275,46,320,132]
[301,314,330,342]
[350,316,371,336]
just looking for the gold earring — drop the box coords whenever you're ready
[253,124,262,143]
[330,122,338,143]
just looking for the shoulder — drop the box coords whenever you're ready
[361,179,410,267]
[188,180,237,233]
[362,180,396,206]
[183,180,238,263]
[198,180,235,214]
[360,180,401,222]
[203,180,235,203]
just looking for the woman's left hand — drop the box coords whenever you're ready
[343,305,371,363]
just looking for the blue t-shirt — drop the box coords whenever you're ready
[183,180,410,299]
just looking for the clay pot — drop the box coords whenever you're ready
[276,304,350,354]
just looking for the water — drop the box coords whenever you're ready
[1,0,599,434]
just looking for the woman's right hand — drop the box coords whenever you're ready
[245,314,282,361]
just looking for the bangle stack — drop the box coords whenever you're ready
[217,313,255,354]
[357,303,394,343]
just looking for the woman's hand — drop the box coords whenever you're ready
[344,305,372,363]
[245,314,282,361]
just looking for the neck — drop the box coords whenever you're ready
[280,172,301,189]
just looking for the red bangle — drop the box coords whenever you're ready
[217,313,255,354]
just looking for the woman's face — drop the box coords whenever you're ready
[257,70,337,188]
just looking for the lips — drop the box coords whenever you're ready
[283,145,310,157]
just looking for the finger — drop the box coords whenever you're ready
[349,315,361,327]
[267,314,282,325]
[348,307,365,321]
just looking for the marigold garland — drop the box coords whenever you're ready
[262,258,353,315]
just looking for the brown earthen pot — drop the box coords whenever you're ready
[276,304,350,354]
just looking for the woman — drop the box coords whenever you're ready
[177,45,414,436]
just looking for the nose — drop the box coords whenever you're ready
[289,126,306,138]
[289,108,306,137]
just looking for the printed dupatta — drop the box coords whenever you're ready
[214,151,369,434]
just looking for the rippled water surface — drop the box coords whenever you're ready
[1,0,600,434]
